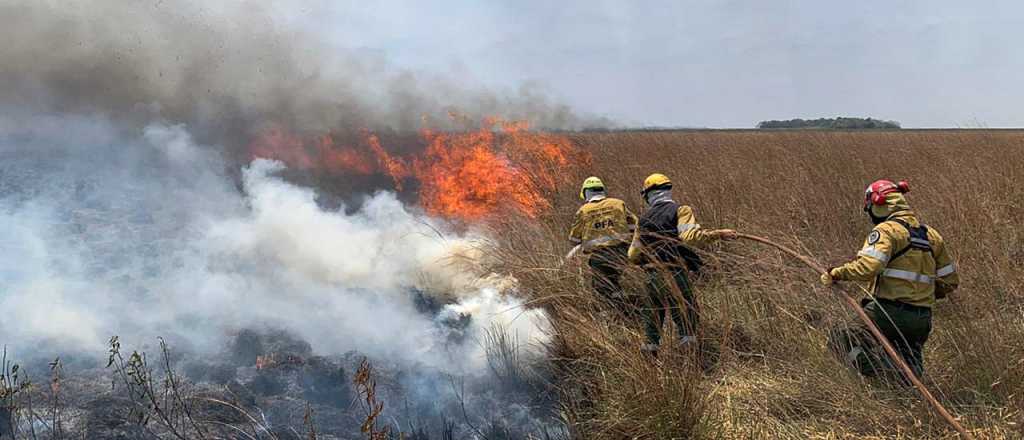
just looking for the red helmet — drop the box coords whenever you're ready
[863,179,910,211]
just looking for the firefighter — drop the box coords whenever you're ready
[569,176,639,314]
[627,173,737,354]
[821,180,959,381]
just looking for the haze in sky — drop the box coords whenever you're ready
[301,0,1024,128]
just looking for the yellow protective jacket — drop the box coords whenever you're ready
[627,201,719,265]
[569,197,638,253]
[832,210,959,308]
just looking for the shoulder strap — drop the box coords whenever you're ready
[888,219,933,261]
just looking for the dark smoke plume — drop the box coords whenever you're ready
[0,0,603,149]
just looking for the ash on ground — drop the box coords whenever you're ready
[4,327,562,440]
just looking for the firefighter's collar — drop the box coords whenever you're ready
[887,210,918,223]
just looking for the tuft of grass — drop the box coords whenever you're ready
[484,323,528,393]
[1,347,30,439]
[354,358,392,440]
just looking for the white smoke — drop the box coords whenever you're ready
[0,115,547,373]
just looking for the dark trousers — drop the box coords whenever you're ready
[829,298,932,381]
[588,244,630,303]
[641,265,698,346]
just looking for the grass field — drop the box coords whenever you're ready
[488,130,1024,439]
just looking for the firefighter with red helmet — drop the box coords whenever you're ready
[569,177,639,313]
[822,179,960,380]
[627,173,737,354]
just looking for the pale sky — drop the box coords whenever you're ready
[289,1,1023,128]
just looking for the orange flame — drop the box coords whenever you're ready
[366,133,410,190]
[317,135,375,175]
[411,119,573,220]
[248,125,376,175]
[247,118,581,221]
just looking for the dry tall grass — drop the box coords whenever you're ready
[488,130,1024,439]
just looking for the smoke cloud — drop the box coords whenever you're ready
[0,115,547,373]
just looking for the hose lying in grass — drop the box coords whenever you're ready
[735,232,973,440]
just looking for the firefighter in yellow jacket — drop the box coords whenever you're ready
[569,177,639,312]
[627,173,737,354]
[822,179,959,379]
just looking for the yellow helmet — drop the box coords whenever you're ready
[579,176,605,200]
[641,173,672,194]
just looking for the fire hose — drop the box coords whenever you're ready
[563,234,972,438]
[735,233,972,439]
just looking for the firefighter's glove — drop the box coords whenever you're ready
[820,270,835,286]
[715,229,739,241]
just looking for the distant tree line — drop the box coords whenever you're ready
[757,117,901,129]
